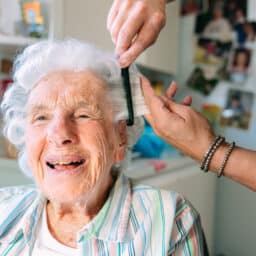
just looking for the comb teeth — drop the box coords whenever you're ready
[121,67,134,126]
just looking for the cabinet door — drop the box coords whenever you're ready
[63,0,114,52]
[136,1,180,74]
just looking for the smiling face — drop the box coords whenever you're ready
[25,70,126,204]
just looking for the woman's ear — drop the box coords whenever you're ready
[114,120,127,163]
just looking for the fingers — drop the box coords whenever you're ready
[119,19,161,67]
[182,96,192,106]
[111,1,145,45]
[166,81,178,98]
[141,76,179,122]
[166,81,192,106]
[141,76,165,114]
[140,76,157,106]
[115,11,145,58]
[110,10,129,44]
[107,0,122,31]
[108,0,166,67]
[141,76,161,126]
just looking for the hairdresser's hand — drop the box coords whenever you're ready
[141,77,215,161]
[107,0,166,67]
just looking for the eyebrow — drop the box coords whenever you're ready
[27,105,50,115]
[76,101,103,118]
[75,101,102,112]
[27,101,103,116]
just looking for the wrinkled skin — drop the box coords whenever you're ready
[25,70,127,247]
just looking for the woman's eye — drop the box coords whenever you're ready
[36,115,47,121]
[78,114,89,119]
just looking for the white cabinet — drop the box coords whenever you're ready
[136,1,180,74]
[63,0,114,51]
[63,0,180,74]
[0,0,64,55]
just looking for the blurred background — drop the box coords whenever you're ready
[0,1,256,255]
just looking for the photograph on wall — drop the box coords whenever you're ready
[194,37,232,66]
[229,47,252,84]
[180,0,204,16]
[201,103,222,131]
[19,0,48,38]
[186,67,219,95]
[235,21,256,46]
[195,0,247,42]
[192,37,232,87]
[220,89,254,130]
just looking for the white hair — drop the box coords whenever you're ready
[1,39,148,178]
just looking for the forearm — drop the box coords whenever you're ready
[142,77,256,191]
[206,144,256,191]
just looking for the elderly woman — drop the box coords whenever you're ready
[0,40,204,255]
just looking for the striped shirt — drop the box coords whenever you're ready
[0,174,204,255]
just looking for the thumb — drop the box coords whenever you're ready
[141,76,168,115]
[141,76,164,110]
[140,76,162,125]
[140,76,156,106]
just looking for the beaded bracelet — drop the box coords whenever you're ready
[202,137,225,172]
[200,136,225,172]
[200,136,222,170]
[217,142,235,178]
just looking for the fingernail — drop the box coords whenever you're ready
[116,48,126,59]
[115,52,121,60]
[119,57,127,67]
[115,50,121,59]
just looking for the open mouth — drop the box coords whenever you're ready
[46,159,85,170]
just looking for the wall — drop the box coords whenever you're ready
[214,179,256,256]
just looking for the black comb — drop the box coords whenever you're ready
[121,67,134,126]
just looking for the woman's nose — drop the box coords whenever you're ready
[46,115,78,147]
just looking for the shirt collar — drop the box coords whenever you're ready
[0,186,44,246]
[1,173,133,245]
[78,173,133,243]
[22,191,45,245]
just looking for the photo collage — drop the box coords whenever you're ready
[181,0,256,130]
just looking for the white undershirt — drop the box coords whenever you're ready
[32,204,79,256]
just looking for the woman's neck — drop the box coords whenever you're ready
[46,175,115,248]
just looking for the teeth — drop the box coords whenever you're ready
[53,161,71,165]
[46,159,85,170]
[49,160,84,165]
